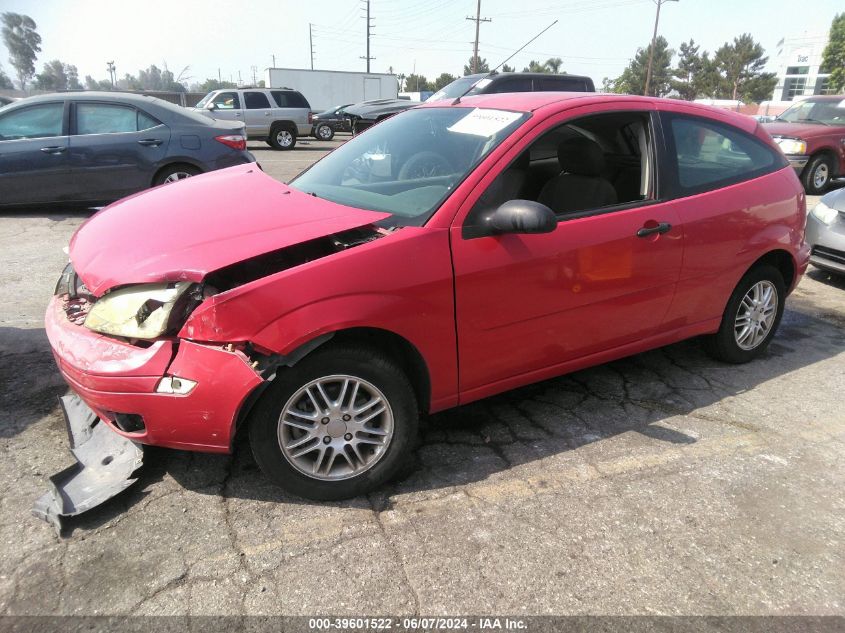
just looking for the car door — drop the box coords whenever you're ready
[242,91,273,137]
[68,101,171,201]
[450,103,684,398]
[0,100,72,205]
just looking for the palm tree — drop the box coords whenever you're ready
[545,57,563,73]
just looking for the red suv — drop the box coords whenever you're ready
[763,95,845,194]
[40,93,809,521]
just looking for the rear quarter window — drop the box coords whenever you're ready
[662,113,786,196]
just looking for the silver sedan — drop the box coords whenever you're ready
[806,187,845,275]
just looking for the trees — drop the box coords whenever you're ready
[822,13,845,93]
[613,36,673,96]
[714,33,775,101]
[191,78,237,92]
[404,73,430,92]
[1,12,41,90]
[433,73,456,91]
[33,59,81,91]
[0,65,12,89]
[501,64,515,73]
[522,60,548,73]
[672,39,703,100]
[463,56,489,75]
[545,57,563,73]
[84,75,113,91]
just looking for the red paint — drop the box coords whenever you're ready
[48,93,808,454]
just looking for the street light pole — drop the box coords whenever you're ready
[643,0,678,96]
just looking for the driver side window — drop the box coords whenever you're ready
[465,110,656,232]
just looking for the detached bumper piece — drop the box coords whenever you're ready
[32,394,144,534]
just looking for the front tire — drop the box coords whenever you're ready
[248,346,418,500]
[315,123,335,141]
[703,264,785,364]
[802,154,833,195]
[269,125,297,150]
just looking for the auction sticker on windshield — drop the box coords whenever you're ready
[448,108,523,137]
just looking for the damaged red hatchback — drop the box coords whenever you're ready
[40,92,809,523]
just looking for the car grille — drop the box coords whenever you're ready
[812,245,845,266]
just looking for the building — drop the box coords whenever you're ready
[771,33,835,101]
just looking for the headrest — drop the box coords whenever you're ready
[557,137,605,177]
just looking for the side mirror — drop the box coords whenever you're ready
[206,102,218,111]
[491,200,557,235]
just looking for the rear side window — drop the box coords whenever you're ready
[76,103,138,134]
[137,110,161,130]
[536,77,587,91]
[271,91,310,108]
[243,91,271,109]
[664,114,784,193]
[0,103,63,140]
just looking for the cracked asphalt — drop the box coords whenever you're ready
[1,139,844,617]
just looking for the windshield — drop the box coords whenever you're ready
[426,75,483,102]
[290,107,529,226]
[776,99,845,125]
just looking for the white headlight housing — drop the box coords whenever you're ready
[811,201,839,225]
[774,137,807,155]
[84,282,195,339]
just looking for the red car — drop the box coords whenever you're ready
[40,92,809,521]
[763,95,845,194]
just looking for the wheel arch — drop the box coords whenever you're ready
[231,326,432,447]
[745,248,797,293]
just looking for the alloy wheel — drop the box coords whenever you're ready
[317,125,333,140]
[277,375,394,481]
[163,171,192,183]
[734,280,778,351]
[276,130,293,147]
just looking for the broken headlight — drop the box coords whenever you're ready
[84,282,198,340]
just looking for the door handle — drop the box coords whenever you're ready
[636,222,672,238]
[235,113,243,118]
[137,139,162,147]
[265,111,271,116]
[40,146,66,154]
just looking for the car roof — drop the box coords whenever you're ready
[796,95,845,102]
[417,91,650,112]
[8,91,173,106]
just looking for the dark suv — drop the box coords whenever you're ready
[345,71,595,134]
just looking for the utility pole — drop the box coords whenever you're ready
[309,23,315,70]
[466,0,491,73]
[106,61,116,86]
[360,0,374,72]
[271,54,276,67]
[218,68,221,82]
[643,0,678,96]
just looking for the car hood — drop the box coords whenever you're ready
[70,164,389,296]
[762,120,837,139]
[344,99,419,120]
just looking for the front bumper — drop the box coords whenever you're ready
[806,210,845,274]
[785,154,809,173]
[45,295,264,453]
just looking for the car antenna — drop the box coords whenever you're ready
[452,19,559,106]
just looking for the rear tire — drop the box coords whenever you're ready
[248,345,418,501]
[153,163,199,186]
[269,125,297,150]
[703,264,785,364]
[802,154,833,195]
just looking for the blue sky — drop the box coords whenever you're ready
[2,0,842,87]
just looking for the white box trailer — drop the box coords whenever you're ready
[266,68,397,112]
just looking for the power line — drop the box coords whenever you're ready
[466,0,491,73]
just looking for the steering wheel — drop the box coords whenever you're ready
[397,151,452,180]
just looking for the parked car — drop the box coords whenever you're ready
[763,95,845,194]
[345,71,596,135]
[806,186,845,275]
[0,95,18,107]
[39,93,808,522]
[193,87,313,150]
[311,104,352,141]
[0,92,254,208]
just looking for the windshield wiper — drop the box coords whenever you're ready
[800,118,830,126]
